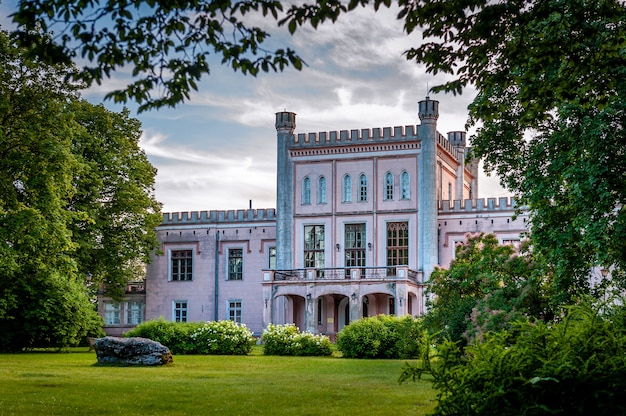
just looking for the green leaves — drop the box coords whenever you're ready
[425,234,552,346]
[11,0,306,112]
[408,301,626,416]
[0,31,160,350]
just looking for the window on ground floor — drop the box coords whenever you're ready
[173,301,188,322]
[126,300,145,326]
[104,301,121,326]
[228,300,243,323]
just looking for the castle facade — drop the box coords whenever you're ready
[98,97,529,337]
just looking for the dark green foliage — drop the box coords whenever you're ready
[424,234,552,346]
[282,0,626,298]
[11,0,305,112]
[126,318,255,355]
[401,300,626,416]
[124,318,201,354]
[336,315,424,359]
[261,324,332,356]
[0,31,161,351]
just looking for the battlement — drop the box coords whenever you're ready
[161,208,276,225]
[438,197,520,213]
[290,124,421,149]
[437,132,459,159]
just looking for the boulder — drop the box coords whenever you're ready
[94,336,173,366]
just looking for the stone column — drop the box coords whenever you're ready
[418,97,439,281]
[275,112,296,271]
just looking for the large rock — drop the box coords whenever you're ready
[94,336,173,366]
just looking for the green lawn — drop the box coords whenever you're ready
[0,349,436,416]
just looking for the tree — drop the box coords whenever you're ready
[425,233,552,345]
[283,0,626,300]
[0,31,161,351]
[401,300,626,416]
[10,0,304,112]
[11,0,625,298]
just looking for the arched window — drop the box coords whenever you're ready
[302,176,311,204]
[318,176,327,204]
[343,174,352,202]
[384,172,394,200]
[358,174,367,201]
[400,171,410,199]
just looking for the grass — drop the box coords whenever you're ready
[0,347,436,416]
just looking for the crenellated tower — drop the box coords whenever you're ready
[449,131,467,201]
[275,112,296,270]
[418,97,439,280]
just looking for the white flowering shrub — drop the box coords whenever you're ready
[261,323,332,356]
[190,320,255,355]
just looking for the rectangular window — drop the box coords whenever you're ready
[268,247,277,269]
[304,225,325,269]
[386,221,409,275]
[104,302,121,326]
[171,249,193,281]
[228,300,243,323]
[345,223,366,273]
[173,301,188,322]
[126,300,144,326]
[228,248,243,280]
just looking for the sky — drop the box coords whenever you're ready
[1,2,509,213]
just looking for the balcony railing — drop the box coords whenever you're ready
[267,266,423,283]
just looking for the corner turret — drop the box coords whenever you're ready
[275,111,296,134]
[418,96,439,123]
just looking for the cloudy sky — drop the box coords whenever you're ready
[1,2,509,213]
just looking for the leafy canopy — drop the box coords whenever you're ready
[425,233,552,345]
[0,30,161,351]
[10,0,626,291]
[11,0,304,112]
[282,0,626,293]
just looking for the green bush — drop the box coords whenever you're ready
[261,324,332,356]
[124,318,200,354]
[190,320,255,355]
[401,301,626,415]
[336,315,424,359]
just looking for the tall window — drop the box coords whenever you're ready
[345,223,366,270]
[104,302,121,325]
[448,182,453,200]
[401,171,410,199]
[171,249,192,281]
[386,222,408,275]
[318,176,327,204]
[173,301,188,322]
[228,248,243,280]
[302,176,311,204]
[126,301,144,326]
[268,247,276,269]
[358,174,368,201]
[228,300,243,323]
[384,172,394,200]
[342,174,352,202]
[304,225,325,269]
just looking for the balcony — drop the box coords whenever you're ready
[264,266,423,283]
